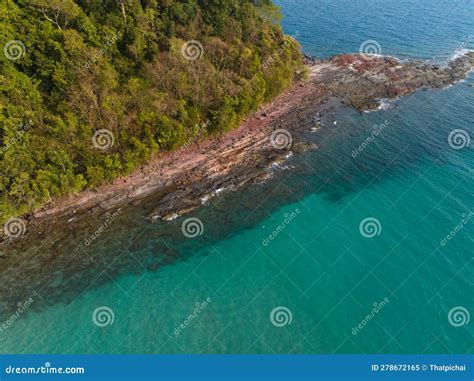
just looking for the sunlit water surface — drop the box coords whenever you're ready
[1,0,473,354]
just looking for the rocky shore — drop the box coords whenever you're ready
[2,52,474,243]
[0,51,473,316]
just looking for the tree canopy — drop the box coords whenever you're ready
[0,0,303,222]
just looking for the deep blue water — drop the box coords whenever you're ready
[276,0,474,60]
[1,0,473,354]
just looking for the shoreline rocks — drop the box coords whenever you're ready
[1,51,474,316]
[1,52,474,244]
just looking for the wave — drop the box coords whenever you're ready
[448,48,474,62]
[363,98,396,113]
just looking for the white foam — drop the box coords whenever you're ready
[271,161,295,171]
[363,98,395,113]
[378,99,393,110]
[448,48,473,62]
[163,213,179,221]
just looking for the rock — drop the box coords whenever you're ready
[292,141,318,154]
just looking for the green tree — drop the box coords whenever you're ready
[30,0,81,30]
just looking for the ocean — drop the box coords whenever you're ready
[1,0,473,354]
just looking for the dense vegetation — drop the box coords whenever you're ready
[0,0,303,222]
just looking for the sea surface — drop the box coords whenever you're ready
[1,0,473,354]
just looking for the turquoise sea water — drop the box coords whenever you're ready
[1,0,473,354]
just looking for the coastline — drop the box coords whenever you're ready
[0,51,473,317]
[2,51,474,243]
[29,66,328,223]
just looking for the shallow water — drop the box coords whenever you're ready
[1,0,473,354]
